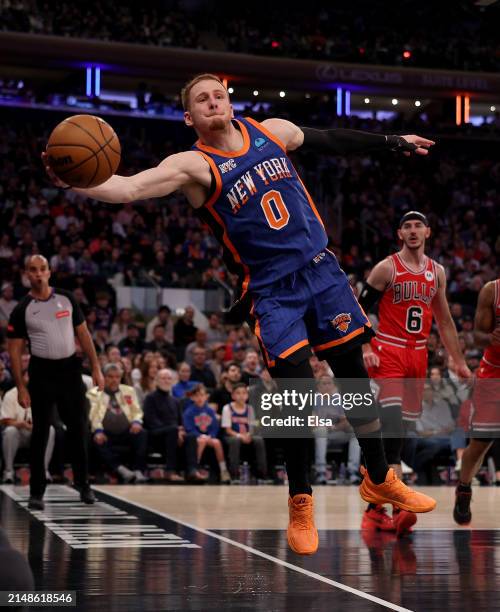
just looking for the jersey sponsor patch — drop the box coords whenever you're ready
[254,137,268,150]
[55,310,70,319]
[313,252,326,264]
[331,313,352,333]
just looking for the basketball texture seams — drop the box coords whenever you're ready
[46,114,121,188]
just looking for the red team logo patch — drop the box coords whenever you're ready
[331,313,352,333]
[194,413,213,432]
[55,310,70,319]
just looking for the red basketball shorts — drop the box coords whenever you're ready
[368,339,428,421]
[470,359,500,434]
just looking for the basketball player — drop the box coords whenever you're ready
[453,279,500,525]
[43,74,437,555]
[360,211,471,535]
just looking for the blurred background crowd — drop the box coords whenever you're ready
[2,0,500,72]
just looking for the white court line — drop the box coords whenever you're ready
[94,487,414,612]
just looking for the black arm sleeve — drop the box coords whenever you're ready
[300,127,418,155]
[358,283,383,312]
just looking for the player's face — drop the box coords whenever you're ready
[397,221,430,250]
[184,80,233,132]
[26,258,51,290]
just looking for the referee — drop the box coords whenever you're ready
[7,255,104,510]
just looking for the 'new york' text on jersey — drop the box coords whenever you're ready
[192,117,328,293]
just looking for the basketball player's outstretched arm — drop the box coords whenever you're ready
[260,118,435,156]
[474,282,500,348]
[41,151,210,204]
[431,265,471,379]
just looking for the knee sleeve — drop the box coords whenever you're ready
[379,404,403,437]
[325,346,379,426]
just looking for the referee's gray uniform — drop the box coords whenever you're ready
[7,289,90,497]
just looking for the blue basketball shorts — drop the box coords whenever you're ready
[248,250,374,367]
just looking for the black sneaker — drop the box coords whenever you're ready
[453,486,472,525]
[74,485,96,504]
[28,496,45,511]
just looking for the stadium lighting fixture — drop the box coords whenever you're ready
[279,91,286,98]
[86,67,92,97]
[253,90,259,96]
[491,105,496,112]
[392,98,398,105]
[364,97,370,104]
[415,100,421,107]
[94,67,101,97]
[228,87,234,94]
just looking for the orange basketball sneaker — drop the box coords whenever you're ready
[359,467,436,513]
[287,494,319,555]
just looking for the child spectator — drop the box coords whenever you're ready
[183,384,230,483]
[221,383,267,479]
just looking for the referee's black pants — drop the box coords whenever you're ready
[28,355,90,497]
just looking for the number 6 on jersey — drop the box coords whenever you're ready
[406,305,423,333]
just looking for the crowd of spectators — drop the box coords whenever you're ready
[0,105,499,485]
[2,0,500,72]
[2,307,500,486]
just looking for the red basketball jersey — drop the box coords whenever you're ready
[376,253,439,349]
[482,279,500,368]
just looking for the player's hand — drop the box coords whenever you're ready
[398,135,435,156]
[18,386,31,409]
[490,328,500,346]
[363,349,380,369]
[41,151,71,189]
[453,361,473,383]
[94,432,107,445]
[92,367,105,391]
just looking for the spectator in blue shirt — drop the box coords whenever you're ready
[183,384,230,483]
[172,362,197,399]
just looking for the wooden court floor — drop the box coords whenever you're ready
[1,483,499,611]
[98,483,500,530]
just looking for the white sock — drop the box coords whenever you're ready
[219,461,227,472]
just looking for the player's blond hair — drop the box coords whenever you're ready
[181,73,226,111]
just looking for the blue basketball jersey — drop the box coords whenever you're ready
[192,117,328,292]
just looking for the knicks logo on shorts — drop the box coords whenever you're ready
[331,313,352,333]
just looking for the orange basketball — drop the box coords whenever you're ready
[46,114,121,188]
